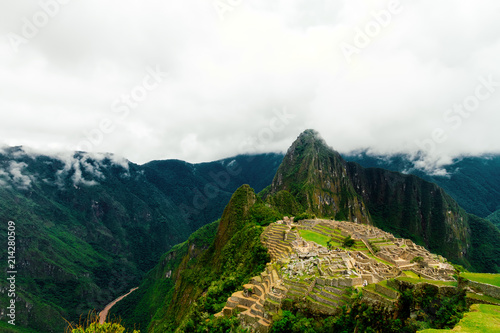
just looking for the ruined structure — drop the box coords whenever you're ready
[216,219,457,332]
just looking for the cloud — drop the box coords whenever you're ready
[0,0,499,172]
[0,161,33,190]
[0,147,130,188]
[9,161,32,189]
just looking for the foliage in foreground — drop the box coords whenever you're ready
[65,312,140,333]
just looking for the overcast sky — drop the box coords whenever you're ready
[1,0,499,167]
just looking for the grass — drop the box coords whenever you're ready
[397,276,457,287]
[461,273,500,288]
[299,230,338,248]
[466,292,500,305]
[403,270,420,279]
[366,253,394,266]
[315,225,335,233]
[378,279,399,292]
[363,284,396,300]
[417,304,500,332]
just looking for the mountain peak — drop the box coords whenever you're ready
[268,130,371,223]
[292,129,330,150]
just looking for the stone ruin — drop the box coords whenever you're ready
[217,218,457,332]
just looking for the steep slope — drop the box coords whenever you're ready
[266,129,371,223]
[111,185,274,332]
[0,148,282,332]
[346,163,469,264]
[343,151,500,218]
[487,209,500,228]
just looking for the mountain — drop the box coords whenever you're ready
[3,130,500,332]
[343,151,500,218]
[488,209,500,228]
[0,147,283,332]
[264,130,480,268]
[265,129,371,223]
[111,184,272,331]
[113,130,500,332]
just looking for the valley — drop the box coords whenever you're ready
[2,130,500,332]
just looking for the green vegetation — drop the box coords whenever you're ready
[487,209,500,228]
[411,256,424,264]
[249,202,283,227]
[112,185,272,332]
[0,321,41,333]
[265,190,303,216]
[461,272,500,287]
[397,277,458,287]
[343,152,500,219]
[0,149,283,332]
[69,323,139,333]
[294,212,312,221]
[466,292,500,305]
[418,304,500,333]
[403,271,420,279]
[326,237,341,250]
[368,240,380,253]
[298,230,331,248]
[270,283,469,333]
[467,215,500,273]
[270,295,407,333]
[342,235,355,248]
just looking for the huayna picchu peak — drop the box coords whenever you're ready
[267,129,372,223]
[2,130,500,333]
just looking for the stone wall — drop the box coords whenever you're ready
[375,284,399,299]
[376,253,398,266]
[465,280,500,299]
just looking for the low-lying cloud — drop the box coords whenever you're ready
[0,0,499,173]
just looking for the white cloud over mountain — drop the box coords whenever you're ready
[0,0,499,170]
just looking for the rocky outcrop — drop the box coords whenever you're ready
[266,129,371,223]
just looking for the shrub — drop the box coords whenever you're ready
[342,235,355,248]
[66,313,140,333]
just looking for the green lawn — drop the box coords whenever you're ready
[403,270,420,279]
[466,292,500,305]
[461,272,500,288]
[299,230,335,247]
[418,304,500,332]
[397,276,457,287]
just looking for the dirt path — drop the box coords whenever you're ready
[99,287,138,324]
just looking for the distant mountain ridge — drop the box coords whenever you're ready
[343,150,500,218]
[0,147,283,332]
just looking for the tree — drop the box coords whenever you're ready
[411,256,425,268]
[327,236,336,250]
[342,235,355,248]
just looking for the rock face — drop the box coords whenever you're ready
[267,130,471,267]
[346,162,470,264]
[268,129,371,223]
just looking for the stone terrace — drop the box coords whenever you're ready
[218,218,457,332]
